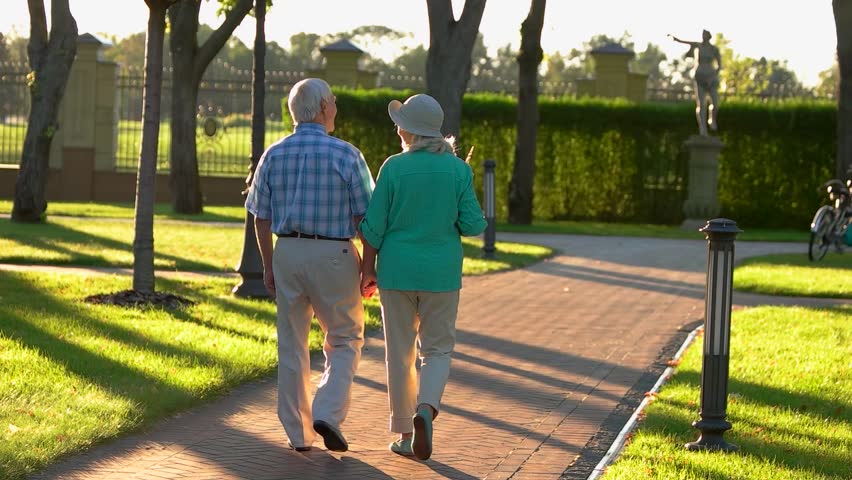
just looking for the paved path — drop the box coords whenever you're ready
[17,234,849,480]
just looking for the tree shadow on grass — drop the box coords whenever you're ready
[0,218,221,272]
[0,271,278,414]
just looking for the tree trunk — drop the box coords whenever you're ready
[133,0,175,294]
[167,0,253,214]
[508,0,546,225]
[425,0,487,140]
[11,0,77,223]
[835,0,852,180]
[168,69,203,213]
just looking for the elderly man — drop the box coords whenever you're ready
[245,78,374,452]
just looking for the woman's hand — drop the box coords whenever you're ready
[360,267,378,299]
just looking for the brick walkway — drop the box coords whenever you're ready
[22,234,844,480]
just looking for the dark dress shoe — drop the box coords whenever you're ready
[313,420,348,452]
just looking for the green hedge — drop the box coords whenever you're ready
[283,89,836,229]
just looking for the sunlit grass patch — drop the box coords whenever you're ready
[734,253,852,298]
[602,306,852,480]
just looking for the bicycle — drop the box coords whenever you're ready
[808,178,852,261]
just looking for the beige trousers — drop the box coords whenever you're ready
[379,289,460,433]
[272,237,365,447]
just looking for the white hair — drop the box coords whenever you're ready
[403,134,457,155]
[287,78,333,124]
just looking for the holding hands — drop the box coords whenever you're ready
[360,266,377,298]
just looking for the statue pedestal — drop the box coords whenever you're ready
[681,135,724,231]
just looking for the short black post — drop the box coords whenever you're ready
[685,218,742,452]
[482,159,497,259]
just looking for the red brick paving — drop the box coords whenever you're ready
[22,234,837,480]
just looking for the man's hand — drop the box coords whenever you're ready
[263,268,276,299]
[360,268,377,299]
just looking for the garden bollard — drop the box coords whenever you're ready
[482,159,497,259]
[685,218,742,452]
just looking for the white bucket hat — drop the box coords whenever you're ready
[388,94,444,138]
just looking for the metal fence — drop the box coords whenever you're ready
[2,62,832,175]
[115,66,303,176]
[0,62,30,166]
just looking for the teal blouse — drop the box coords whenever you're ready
[359,150,487,292]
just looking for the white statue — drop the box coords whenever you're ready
[669,30,723,136]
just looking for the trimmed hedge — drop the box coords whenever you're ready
[284,89,836,229]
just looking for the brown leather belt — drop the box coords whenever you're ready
[278,231,349,242]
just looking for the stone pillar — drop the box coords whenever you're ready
[681,135,725,230]
[50,33,118,200]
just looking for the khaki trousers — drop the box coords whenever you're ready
[272,237,365,447]
[379,289,459,433]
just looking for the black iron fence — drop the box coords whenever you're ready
[0,62,30,166]
[1,61,833,176]
[115,66,303,176]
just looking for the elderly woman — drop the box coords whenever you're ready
[359,94,487,460]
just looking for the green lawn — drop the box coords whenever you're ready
[498,219,809,243]
[0,271,381,480]
[1,120,290,175]
[0,123,26,165]
[1,200,811,242]
[603,305,852,480]
[0,217,551,274]
[0,200,246,223]
[734,253,852,298]
[114,119,290,175]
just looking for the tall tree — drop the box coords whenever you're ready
[133,0,180,293]
[11,0,78,223]
[508,0,545,224]
[101,32,147,70]
[425,0,487,138]
[815,63,838,99]
[167,0,253,214]
[834,0,852,180]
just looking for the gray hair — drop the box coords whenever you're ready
[403,134,457,155]
[287,78,333,124]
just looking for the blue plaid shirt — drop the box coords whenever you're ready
[245,123,374,239]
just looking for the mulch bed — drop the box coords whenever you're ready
[84,289,196,310]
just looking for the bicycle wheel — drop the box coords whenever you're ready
[809,207,835,261]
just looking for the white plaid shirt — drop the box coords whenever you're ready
[245,123,374,239]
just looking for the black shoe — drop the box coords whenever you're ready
[313,420,348,452]
[287,441,311,452]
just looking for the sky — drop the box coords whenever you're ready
[1,0,838,87]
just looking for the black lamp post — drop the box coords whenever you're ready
[482,159,496,259]
[233,0,268,299]
[685,218,742,452]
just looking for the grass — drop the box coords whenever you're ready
[0,200,247,223]
[602,305,852,480]
[0,270,382,480]
[1,200,811,242]
[734,252,852,298]
[497,220,810,243]
[0,217,551,274]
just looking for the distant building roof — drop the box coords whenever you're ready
[590,43,634,56]
[320,39,364,53]
[78,33,107,45]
